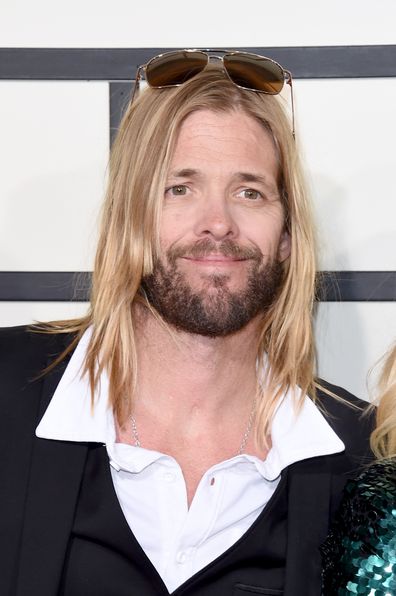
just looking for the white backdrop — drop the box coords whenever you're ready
[0,0,395,400]
[1,0,395,47]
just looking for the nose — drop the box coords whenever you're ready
[193,195,239,241]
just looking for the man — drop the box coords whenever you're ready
[0,50,372,596]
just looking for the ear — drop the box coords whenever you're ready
[277,230,291,263]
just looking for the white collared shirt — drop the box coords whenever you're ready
[36,330,345,592]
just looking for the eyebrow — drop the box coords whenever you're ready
[234,172,278,193]
[168,168,201,179]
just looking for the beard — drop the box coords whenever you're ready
[142,238,284,338]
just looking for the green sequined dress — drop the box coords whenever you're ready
[321,459,396,595]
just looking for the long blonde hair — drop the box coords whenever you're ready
[370,344,396,458]
[38,65,319,445]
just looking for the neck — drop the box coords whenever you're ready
[132,305,261,421]
[116,305,269,478]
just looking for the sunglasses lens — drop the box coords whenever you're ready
[146,51,208,87]
[224,54,285,94]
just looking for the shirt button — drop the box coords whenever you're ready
[176,551,187,564]
[163,471,175,482]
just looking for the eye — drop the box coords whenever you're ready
[166,184,188,196]
[239,188,263,201]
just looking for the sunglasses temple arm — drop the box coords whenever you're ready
[131,66,144,103]
[287,73,296,140]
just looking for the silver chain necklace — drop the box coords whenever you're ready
[130,398,257,456]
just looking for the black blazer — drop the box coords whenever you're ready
[0,326,374,596]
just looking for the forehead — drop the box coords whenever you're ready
[169,109,279,178]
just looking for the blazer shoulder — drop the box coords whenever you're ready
[0,323,74,354]
[316,379,368,411]
[0,325,75,389]
[315,379,374,463]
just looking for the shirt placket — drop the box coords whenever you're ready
[164,467,226,591]
[156,460,190,588]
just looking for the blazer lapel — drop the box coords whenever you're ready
[284,456,333,596]
[16,352,89,596]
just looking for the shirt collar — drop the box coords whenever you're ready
[36,329,345,480]
[36,328,116,444]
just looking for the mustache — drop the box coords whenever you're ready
[166,238,263,265]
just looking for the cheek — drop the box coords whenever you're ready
[159,212,184,244]
[244,216,285,254]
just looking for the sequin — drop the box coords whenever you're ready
[321,460,396,595]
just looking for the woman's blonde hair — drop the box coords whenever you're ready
[370,344,396,459]
[39,65,320,447]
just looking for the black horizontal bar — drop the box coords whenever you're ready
[1,46,396,80]
[317,271,396,302]
[0,271,395,302]
[0,272,91,301]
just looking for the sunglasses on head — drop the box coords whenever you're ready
[131,49,295,137]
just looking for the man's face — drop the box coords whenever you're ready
[143,109,290,337]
